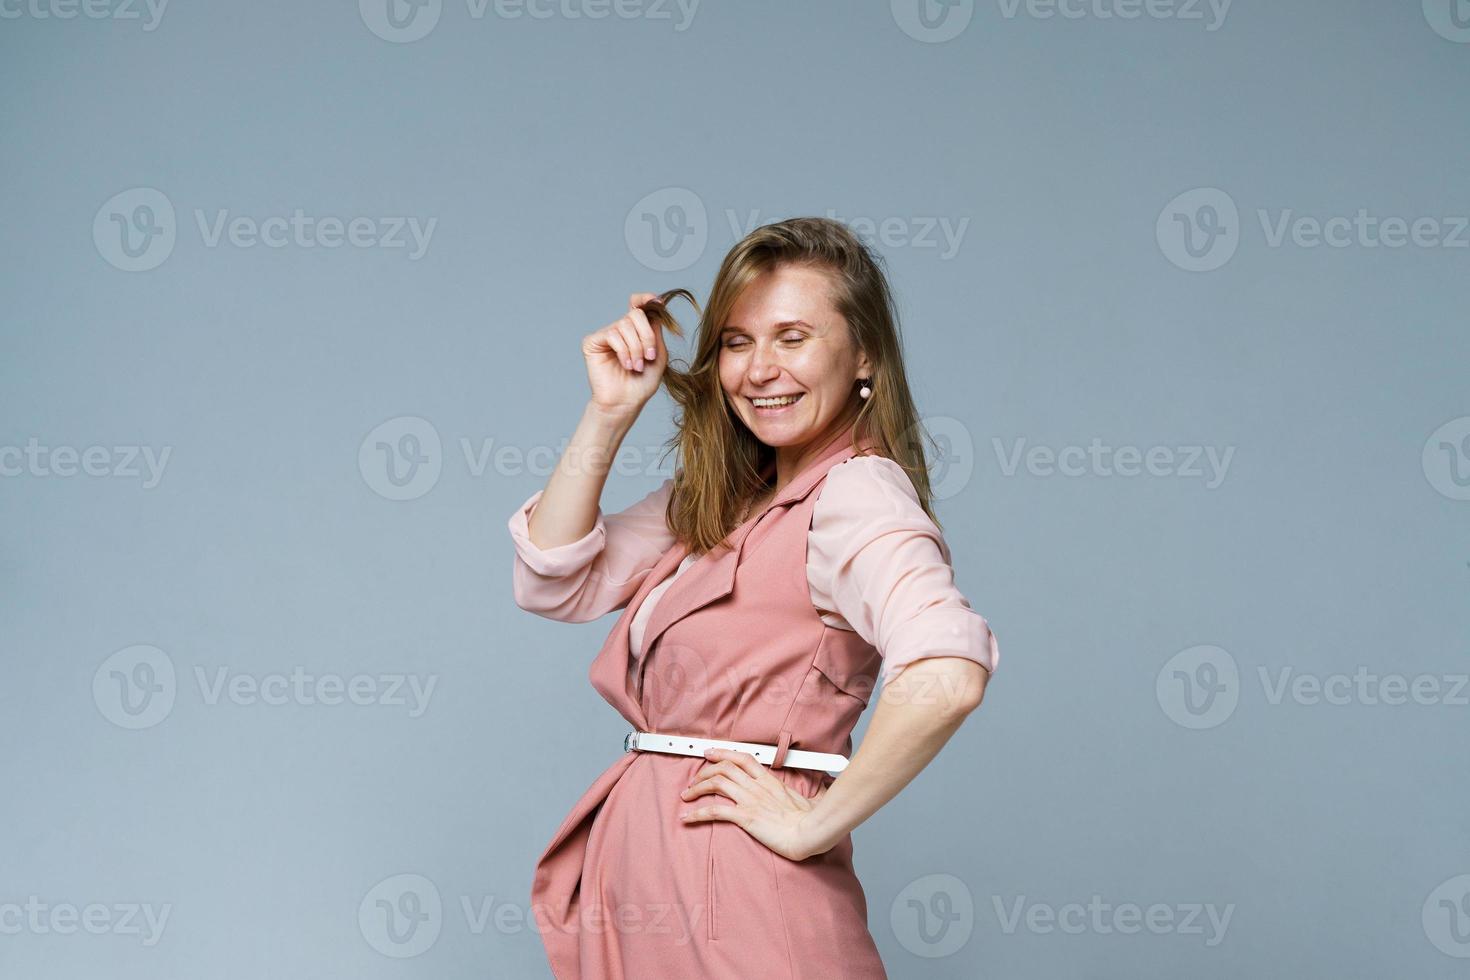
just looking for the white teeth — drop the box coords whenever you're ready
[752,394,801,407]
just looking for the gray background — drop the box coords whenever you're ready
[3,0,1468,977]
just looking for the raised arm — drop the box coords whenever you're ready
[507,290,686,622]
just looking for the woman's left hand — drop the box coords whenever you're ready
[678,748,838,861]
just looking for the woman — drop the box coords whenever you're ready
[508,217,1000,979]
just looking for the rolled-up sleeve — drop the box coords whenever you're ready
[808,456,1000,688]
[507,478,676,623]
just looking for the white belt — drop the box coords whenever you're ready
[624,729,849,774]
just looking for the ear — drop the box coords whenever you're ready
[856,347,873,378]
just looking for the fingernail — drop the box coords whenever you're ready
[634,358,644,371]
[645,346,656,360]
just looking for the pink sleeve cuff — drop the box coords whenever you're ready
[507,489,607,577]
[505,478,677,622]
[877,606,999,688]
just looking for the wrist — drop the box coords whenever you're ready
[584,400,641,431]
[798,798,847,859]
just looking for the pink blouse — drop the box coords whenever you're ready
[507,454,999,688]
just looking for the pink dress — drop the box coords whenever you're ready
[509,436,999,979]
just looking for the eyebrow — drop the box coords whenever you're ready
[720,320,815,333]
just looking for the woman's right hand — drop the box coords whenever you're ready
[583,292,670,418]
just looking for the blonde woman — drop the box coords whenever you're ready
[509,217,1000,979]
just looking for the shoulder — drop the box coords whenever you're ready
[818,454,922,511]
[811,454,940,546]
[807,453,954,578]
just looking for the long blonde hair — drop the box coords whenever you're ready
[641,217,942,556]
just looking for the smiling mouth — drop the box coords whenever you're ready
[748,393,805,410]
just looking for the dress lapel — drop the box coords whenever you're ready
[633,429,862,690]
[589,426,871,717]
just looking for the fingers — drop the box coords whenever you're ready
[703,748,765,780]
[602,323,636,371]
[629,291,663,310]
[679,802,737,824]
[626,306,659,363]
[613,315,647,371]
[682,770,753,803]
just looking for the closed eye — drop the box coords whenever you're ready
[722,335,805,349]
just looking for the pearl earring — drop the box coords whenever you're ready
[858,379,872,400]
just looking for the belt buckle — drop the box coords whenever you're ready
[623,729,638,753]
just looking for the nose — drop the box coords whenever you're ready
[748,342,780,383]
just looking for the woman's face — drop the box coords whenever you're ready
[718,263,871,466]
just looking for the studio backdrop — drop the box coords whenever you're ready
[2,1,1468,977]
